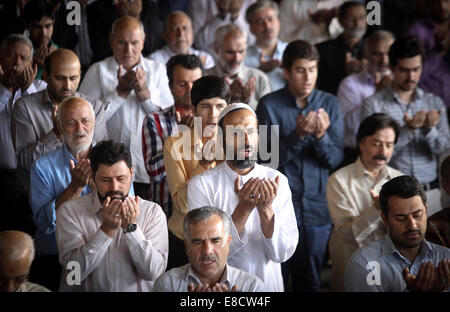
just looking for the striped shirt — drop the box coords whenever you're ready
[142,106,179,217]
[361,86,450,184]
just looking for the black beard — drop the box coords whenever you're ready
[229,158,256,170]
[98,190,127,203]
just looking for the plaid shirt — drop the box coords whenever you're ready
[142,106,178,217]
[361,86,450,184]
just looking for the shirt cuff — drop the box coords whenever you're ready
[123,224,147,244]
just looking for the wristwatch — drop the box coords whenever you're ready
[124,223,137,233]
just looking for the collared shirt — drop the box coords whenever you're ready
[79,56,174,183]
[29,144,93,255]
[426,208,450,248]
[56,192,169,292]
[142,106,179,217]
[0,80,47,169]
[326,157,404,291]
[361,86,450,184]
[164,126,218,240]
[316,34,365,95]
[256,87,344,226]
[337,70,376,148]
[279,0,344,45]
[244,40,288,91]
[148,45,215,69]
[205,65,271,111]
[344,235,450,292]
[153,263,266,292]
[12,89,108,192]
[190,0,256,57]
[187,162,299,292]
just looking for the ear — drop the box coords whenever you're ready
[282,68,290,81]
[381,211,388,228]
[226,233,232,246]
[42,70,49,83]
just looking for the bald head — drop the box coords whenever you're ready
[43,49,81,105]
[44,49,80,75]
[0,231,35,292]
[0,231,34,263]
[110,16,146,70]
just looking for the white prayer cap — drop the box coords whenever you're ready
[218,102,257,124]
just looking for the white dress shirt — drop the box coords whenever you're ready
[148,45,215,69]
[205,65,272,111]
[56,192,169,292]
[0,80,47,169]
[79,56,174,183]
[326,157,403,291]
[153,263,266,292]
[187,162,299,292]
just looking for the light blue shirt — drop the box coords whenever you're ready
[29,144,93,255]
[344,235,450,292]
[244,40,287,91]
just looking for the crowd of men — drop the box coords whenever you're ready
[0,0,449,293]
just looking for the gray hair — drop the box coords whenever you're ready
[0,231,35,264]
[56,96,96,129]
[245,0,280,24]
[214,24,247,50]
[0,34,34,61]
[110,16,145,38]
[363,30,395,56]
[183,206,231,239]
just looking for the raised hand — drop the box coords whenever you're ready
[295,111,317,139]
[100,198,123,237]
[132,66,150,101]
[402,262,440,292]
[423,109,442,129]
[69,159,91,189]
[228,77,256,104]
[121,196,140,229]
[345,52,367,74]
[314,108,330,139]
[259,52,281,73]
[404,110,427,130]
[116,64,134,98]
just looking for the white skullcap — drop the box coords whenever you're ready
[218,102,257,124]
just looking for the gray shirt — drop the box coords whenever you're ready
[11,89,108,192]
[344,235,450,292]
[153,263,266,292]
[361,86,450,184]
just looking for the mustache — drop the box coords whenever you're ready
[404,229,421,236]
[200,255,218,263]
[373,155,387,161]
[72,130,88,139]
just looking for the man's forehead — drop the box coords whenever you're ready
[388,195,425,214]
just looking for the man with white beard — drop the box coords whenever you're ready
[28,97,105,291]
[205,24,271,110]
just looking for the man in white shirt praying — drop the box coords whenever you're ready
[154,206,265,292]
[326,113,404,291]
[56,140,168,292]
[79,16,174,200]
[187,103,298,292]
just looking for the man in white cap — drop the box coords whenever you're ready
[187,103,298,292]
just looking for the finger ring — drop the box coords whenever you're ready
[249,194,256,199]
[113,214,120,217]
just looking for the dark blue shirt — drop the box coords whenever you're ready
[256,87,344,226]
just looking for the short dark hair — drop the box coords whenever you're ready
[388,36,424,68]
[24,0,56,24]
[166,54,204,87]
[89,140,132,174]
[282,40,319,71]
[379,175,427,217]
[338,1,366,19]
[190,75,230,109]
[356,113,400,153]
